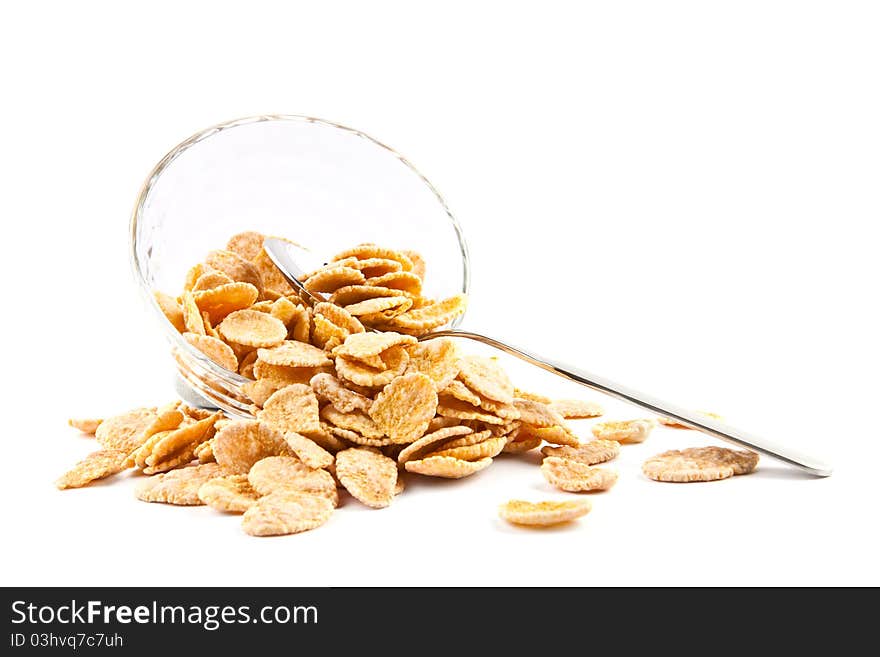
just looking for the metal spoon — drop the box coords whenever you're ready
[264,237,832,477]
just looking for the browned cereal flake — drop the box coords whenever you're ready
[436,396,506,425]
[320,406,385,440]
[365,271,422,295]
[331,244,414,271]
[181,291,206,335]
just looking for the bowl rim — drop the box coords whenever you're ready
[129,114,471,399]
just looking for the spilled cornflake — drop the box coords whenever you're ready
[499,499,592,527]
[59,235,724,536]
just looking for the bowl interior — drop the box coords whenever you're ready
[131,115,469,414]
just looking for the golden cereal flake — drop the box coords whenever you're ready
[513,389,552,404]
[242,378,286,407]
[213,420,295,474]
[239,350,259,379]
[440,379,481,406]
[529,424,580,447]
[268,296,300,326]
[548,399,604,419]
[252,247,296,297]
[183,332,238,371]
[657,411,724,429]
[331,244,414,271]
[257,383,321,433]
[333,331,417,360]
[329,284,403,307]
[68,417,103,435]
[95,407,159,452]
[135,463,228,505]
[257,341,331,368]
[194,438,216,463]
[304,266,365,294]
[197,474,260,513]
[192,270,234,292]
[247,456,337,504]
[344,295,412,318]
[334,355,400,388]
[242,491,334,536]
[181,291,206,335]
[541,440,620,465]
[501,436,542,453]
[282,431,334,470]
[309,373,372,414]
[141,413,221,474]
[183,263,213,292]
[541,457,618,492]
[226,230,265,261]
[401,250,426,280]
[499,499,592,527]
[56,449,129,489]
[405,339,460,391]
[313,302,366,335]
[335,447,398,509]
[218,309,287,348]
[592,419,657,444]
[365,271,422,296]
[193,282,260,323]
[369,373,438,444]
[201,312,222,339]
[458,356,514,404]
[252,361,325,386]
[436,396,506,425]
[404,455,493,479]
[206,250,264,294]
[320,406,385,440]
[513,399,563,427]
[154,291,186,332]
[344,257,403,278]
[428,434,506,461]
[383,294,467,334]
[396,425,474,464]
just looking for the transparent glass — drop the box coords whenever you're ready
[131,115,470,416]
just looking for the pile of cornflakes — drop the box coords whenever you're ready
[59,232,758,535]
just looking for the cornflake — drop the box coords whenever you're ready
[499,499,592,527]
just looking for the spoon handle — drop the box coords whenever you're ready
[425,329,832,477]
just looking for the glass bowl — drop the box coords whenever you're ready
[130,115,470,417]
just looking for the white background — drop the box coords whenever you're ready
[1,1,877,586]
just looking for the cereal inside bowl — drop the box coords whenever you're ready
[154,232,468,416]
